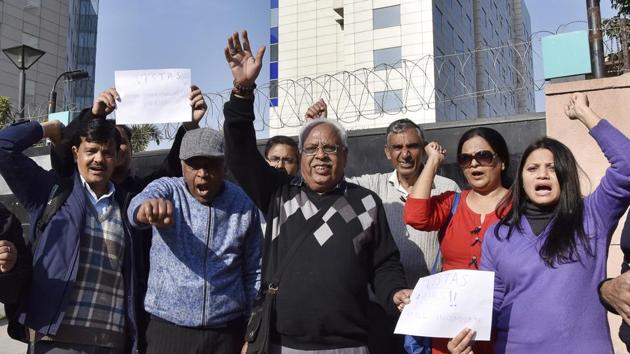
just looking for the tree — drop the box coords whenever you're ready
[130,124,161,153]
[0,97,13,129]
[612,0,630,16]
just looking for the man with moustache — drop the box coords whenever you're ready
[0,116,140,353]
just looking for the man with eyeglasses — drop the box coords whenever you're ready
[305,101,459,354]
[126,128,263,354]
[223,31,411,354]
[265,135,299,176]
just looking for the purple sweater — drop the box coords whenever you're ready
[480,120,630,354]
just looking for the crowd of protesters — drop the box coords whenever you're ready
[0,29,629,354]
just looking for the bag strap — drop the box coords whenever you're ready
[33,178,73,251]
[265,194,340,292]
[431,192,460,274]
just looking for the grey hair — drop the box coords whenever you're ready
[385,118,425,145]
[298,119,348,150]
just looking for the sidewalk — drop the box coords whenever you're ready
[0,320,26,354]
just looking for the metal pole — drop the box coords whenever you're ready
[587,0,606,78]
[48,90,57,114]
[17,69,25,119]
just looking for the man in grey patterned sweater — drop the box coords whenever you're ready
[128,128,262,354]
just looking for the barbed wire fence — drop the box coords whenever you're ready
[17,21,628,145]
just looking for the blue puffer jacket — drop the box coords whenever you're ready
[0,121,139,351]
[128,177,262,327]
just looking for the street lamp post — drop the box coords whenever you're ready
[2,44,46,119]
[48,70,90,114]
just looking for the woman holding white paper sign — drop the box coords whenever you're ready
[447,93,630,354]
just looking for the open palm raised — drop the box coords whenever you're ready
[224,31,265,88]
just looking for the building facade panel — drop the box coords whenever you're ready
[270,0,532,136]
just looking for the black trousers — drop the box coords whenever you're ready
[28,342,123,354]
[366,302,406,354]
[146,316,246,354]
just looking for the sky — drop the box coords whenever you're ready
[93,0,619,146]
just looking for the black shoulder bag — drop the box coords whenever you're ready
[246,195,339,354]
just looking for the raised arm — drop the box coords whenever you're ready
[0,121,59,212]
[223,31,287,213]
[567,93,630,238]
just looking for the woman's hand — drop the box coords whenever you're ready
[447,328,475,354]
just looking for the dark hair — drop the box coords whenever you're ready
[457,127,511,188]
[69,118,121,150]
[495,137,590,267]
[116,124,132,142]
[264,135,298,159]
[386,118,425,144]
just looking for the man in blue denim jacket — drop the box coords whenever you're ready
[127,127,263,354]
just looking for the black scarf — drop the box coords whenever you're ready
[524,202,555,236]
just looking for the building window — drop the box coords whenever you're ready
[270,44,278,62]
[373,47,401,70]
[374,89,403,113]
[270,62,278,80]
[270,80,278,107]
[270,27,278,44]
[373,5,400,30]
[270,8,278,27]
[270,0,278,9]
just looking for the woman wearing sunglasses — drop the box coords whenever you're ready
[403,127,511,354]
[446,93,630,354]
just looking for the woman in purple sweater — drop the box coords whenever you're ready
[447,92,630,354]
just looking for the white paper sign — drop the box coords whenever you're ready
[394,270,495,341]
[114,68,192,125]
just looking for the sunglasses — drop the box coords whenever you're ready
[457,150,497,167]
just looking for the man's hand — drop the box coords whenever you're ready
[41,120,65,146]
[240,342,248,354]
[224,31,265,87]
[447,328,475,354]
[393,289,412,311]
[0,240,18,273]
[564,92,601,129]
[601,272,630,324]
[92,88,120,116]
[136,198,174,227]
[184,85,207,130]
[304,99,327,120]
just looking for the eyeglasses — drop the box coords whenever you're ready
[267,156,297,165]
[457,150,497,167]
[301,144,341,156]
